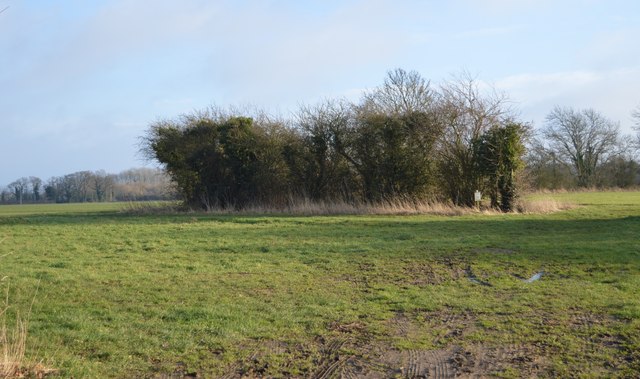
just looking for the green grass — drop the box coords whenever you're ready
[0,193,639,377]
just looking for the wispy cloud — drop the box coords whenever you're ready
[496,68,640,132]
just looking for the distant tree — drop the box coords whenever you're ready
[542,107,621,187]
[29,176,42,202]
[524,139,574,190]
[7,178,28,204]
[53,172,92,203]
[0,187,8,203]
[92,170,114,202]
[76,171,93,202]
[44,177,60,202]
[113,168,172,201]
[473,123,526,211]
[597,156,639,188]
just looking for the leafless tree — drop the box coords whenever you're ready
[361,68,434,115]
[436,72,514,206]
[92,170,114,202]
[543,107,621,187]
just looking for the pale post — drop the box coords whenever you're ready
[474,190,481,210]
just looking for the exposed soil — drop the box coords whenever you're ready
[211,309,558,378]
[156,294,633,378]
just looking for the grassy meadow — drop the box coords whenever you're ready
[0,192,639,378]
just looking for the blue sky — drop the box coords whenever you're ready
[1,0,639,185]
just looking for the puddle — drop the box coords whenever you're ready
[523,271,544,283]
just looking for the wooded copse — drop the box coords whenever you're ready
[142,69,639,212]
[141,70,524,211]
[0,168,173,204]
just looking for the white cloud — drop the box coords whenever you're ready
[495,68,640,132]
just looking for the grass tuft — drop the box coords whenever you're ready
[0,288,27,379]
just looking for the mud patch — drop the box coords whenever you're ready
[218,340,311,378]
[328,321,366,334]
[154,362,197,379]
[310,338,350,379]
[422,309,477,345]
[387,312,421,338]
[455,344,548,377]
[381,347,460,378]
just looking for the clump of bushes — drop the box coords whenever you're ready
[142,69,528,212]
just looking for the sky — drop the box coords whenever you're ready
[1,0,639,185]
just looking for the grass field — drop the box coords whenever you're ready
[0,192,639,378]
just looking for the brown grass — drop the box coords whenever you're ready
[121,201,181,215]
[238,198,481,216]
[515,197,576,214]
[0,278,50,379]
[0,286,27,379]
[123,196,576,216]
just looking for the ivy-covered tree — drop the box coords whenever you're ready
[143,110,290,209]
[473,123,526,212]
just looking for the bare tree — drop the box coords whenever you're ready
[543,107,621,187]
[436,72,514,206]
[92,170,114,202]
[361,68,434,115]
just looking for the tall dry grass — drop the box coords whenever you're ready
[124,196,575,216]
[253,197,576,216]
[0,267,50,378]
[0,284,28,379]
[515,197,576,214]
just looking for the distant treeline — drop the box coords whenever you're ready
[141,69,640,211]
[1,168,173,204]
